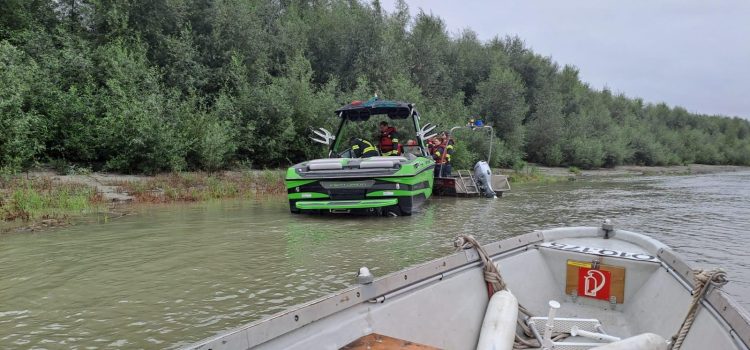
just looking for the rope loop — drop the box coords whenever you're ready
[455,234,506,294]
[670,268,729,350]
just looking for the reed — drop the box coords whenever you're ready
[1,170,286,232]
[1,177,103,224]
[110,171,286,203]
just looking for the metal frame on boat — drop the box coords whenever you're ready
[186,224,750,350]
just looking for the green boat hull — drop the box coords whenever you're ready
[285,157,434,216]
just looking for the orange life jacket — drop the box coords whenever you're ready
[379,126,400,155]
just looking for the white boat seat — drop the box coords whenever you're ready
[307,161,344,170]
[359,160,398,169]
[367,156,407,162]
[308,158,343,164]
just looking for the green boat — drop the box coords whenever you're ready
[285,98,436,216]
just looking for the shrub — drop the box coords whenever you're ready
[199,120,237,172]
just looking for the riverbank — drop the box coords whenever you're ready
[498,164,750,184]
[1,170,285,233]
[2,164,749,233]
[523,164,750,177]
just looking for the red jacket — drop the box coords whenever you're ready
[379,126,400,154]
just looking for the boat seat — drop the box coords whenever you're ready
[367,156,408,162]
[308,158,343,163]
[308,159,343,171]
[358,156,408,169]
[359,160,398,169]
[341,333,438,350]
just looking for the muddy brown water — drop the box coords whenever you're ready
[1,172,749,349]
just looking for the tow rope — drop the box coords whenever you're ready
[454,235,506,295]
[670,268,728,350]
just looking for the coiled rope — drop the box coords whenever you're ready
[454,235,507,294]
[669,268,728,350]
[454,235,563,349]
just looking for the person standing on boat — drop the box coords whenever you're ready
[432,135,454,177]
[350,137,379,158]
[378,121,401,156]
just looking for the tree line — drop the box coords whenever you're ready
[2,0,749,174]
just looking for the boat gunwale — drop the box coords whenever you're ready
[184,227,750,350]
[186,231,544,349]
[658,247,750,348]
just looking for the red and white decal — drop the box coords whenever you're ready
[578,267,611,300]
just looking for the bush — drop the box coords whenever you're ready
[199,120,237,172]
[512,160,527,172]
[0,42,46,172]
[566,137,604,169]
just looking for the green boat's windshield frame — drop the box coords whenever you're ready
[329,104,428,158]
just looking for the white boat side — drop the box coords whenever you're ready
[185,226,750,350]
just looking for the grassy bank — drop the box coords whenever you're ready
[0,177,104,231]
[1,171,287,233]
[108,170,285,202]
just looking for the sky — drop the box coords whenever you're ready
[379,0,750,119]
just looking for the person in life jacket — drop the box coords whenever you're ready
[427,137,437,156]
[432,135,455,177]
[350,137,379,158]
[378,121,401,156]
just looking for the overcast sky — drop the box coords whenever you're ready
[380,0,750,119]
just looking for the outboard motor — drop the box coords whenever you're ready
[473,161,497,198]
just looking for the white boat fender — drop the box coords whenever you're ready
[589,333,668,350]
[476,290,518,350]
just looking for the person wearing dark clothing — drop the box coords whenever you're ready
[378,121,401,156]
[350,137,379,158]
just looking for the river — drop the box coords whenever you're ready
[1,172,749,349]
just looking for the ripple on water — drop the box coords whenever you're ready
[0,173,749,348]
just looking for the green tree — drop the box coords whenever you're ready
[0,42,46,172]
[472,65,528,161]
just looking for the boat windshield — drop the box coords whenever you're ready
[334,117,421,158]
